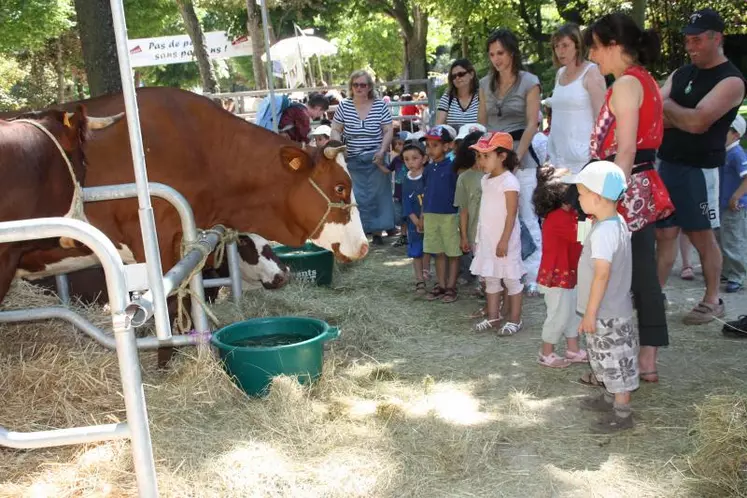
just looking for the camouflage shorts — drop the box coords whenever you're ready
[588,316,640,393]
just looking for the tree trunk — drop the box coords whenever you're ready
[176,0,219,94]
[631,0,647,28]
[73,0,122,97]
[55,37,66,103]
[246,1,267,90]
[461,32,469,59]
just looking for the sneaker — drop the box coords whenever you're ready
[722,315,747,338]
[592,411,635,433]
[391,235,407,247]
[580,393,613,412]
[371,235,384,246]
[725,281,743,293]
[683,299,725,325]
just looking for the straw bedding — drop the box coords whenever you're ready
[1,248,745,497]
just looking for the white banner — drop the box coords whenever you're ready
[127,31,252,68]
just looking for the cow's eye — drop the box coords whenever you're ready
[334,185,345,195]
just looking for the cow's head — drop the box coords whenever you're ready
[237,234,290,289]
[282,141,368,262]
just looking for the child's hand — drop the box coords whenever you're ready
[416,219,424,233]
[460,237,471,253]
[495,239,508,258]
[579,314,597,334]
[729,195,742,212]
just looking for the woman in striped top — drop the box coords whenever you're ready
[436,59,480,128]
[331,70,395,244]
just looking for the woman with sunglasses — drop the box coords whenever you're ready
[436,59,480,129]
[331,70,396,245]
[477,28,543,297]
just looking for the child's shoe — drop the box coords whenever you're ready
[538,352,570,368]
[565,349,589,363]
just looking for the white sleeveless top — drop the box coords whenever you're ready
[547,63,596,173]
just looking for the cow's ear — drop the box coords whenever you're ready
[280,146,313,173]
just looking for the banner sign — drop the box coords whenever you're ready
[127,31,252,68]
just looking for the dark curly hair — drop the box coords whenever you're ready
[533,166,570,218]
[495,147,520,172]
[452,131,483,172]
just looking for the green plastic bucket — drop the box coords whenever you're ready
[274,242,334,286]
[211,316,340,397]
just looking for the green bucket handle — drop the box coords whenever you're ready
[321,326,340,342]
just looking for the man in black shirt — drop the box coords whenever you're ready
[656,8,747,325]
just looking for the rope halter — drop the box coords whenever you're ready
[306,177,357,240]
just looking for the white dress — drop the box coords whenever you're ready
[547,63,596,174]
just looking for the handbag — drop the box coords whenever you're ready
[520,220,537,260]
[616,162,675,232]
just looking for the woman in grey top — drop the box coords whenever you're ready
[477,28,543,295]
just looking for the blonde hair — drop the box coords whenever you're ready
[551,24,585,67]
[348,70,375,100]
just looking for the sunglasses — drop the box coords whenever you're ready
[451,70,470,79]
[352,82,369,88]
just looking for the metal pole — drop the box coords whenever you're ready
[226,241,243,305]
[427,77,437,127]
[108,0,172,342]
[55,274,70,305]
[259,0,278,133]
[0,423,129,449]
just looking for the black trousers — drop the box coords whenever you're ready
[631,223,669,347]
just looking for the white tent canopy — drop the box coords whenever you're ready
[261,35,337,63]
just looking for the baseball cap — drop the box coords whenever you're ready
[562,160,627,201]
[455,123,487,141]
[310,125,331,137]
[469,131,514,153]
[396,131,410,141]
[730,114,746,138]
[682,8,725,35]
[424,125,455,142]
[405,130,425,142]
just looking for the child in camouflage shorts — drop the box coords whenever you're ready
[563,160,638,432]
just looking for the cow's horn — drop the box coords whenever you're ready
[88,112,125,130]
[324,145,346,160]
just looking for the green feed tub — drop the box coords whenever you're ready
[274,242,334,286]
[211,316,340,397]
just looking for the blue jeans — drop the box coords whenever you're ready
[347,152,395,234]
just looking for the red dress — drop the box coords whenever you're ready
[537,207,582,289]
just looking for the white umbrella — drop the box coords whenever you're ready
[261,36,337,62]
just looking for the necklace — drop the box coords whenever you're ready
[496,75,517,117]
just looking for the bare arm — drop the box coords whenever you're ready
[584,64,607,121]
[663,77,745,134]
[477,88,487,126]
[496,190,519,257]
[516,85,541,162]
[379,122,394,156]
[660,72,674,128]
[729,175,747,211]
[435,109,448,125]
[579,259,611,333]
[608,75,643,178]
[331,121,344,142]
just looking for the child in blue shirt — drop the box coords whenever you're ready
[719,115,747,293]
[422,125,461,303]
[388,132,409,246]
[402,141,428,294]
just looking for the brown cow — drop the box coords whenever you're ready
[0,107,120,303]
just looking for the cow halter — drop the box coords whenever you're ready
[15,119,88,229]
[307,177,357,239]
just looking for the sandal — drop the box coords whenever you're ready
[441,288,458,303]
[683,299,725,325]
[422,269,432,281]
[579,371,605,388]
[538,352,571,368]
[474,318,501,332]
[497,321,522,336]
[414,281,427,295]
[680,266,695,281]
[565,349,589,363]
[426,285,445,301]
[640,371,659,383]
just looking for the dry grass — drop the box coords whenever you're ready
[1,246,746,497]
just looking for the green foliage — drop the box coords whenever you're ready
[124,0,183,39]
[0,0,74,53]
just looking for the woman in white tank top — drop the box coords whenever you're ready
[547,24,606,174]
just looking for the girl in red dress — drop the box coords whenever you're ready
[534,167,587,367]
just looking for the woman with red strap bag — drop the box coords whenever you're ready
[578,13,671,386]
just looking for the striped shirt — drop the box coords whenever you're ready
[333,98,392,157]
[437,92,480,128]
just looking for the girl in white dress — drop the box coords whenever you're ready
[470,132,525,335]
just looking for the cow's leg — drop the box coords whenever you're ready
[0,246,22,304]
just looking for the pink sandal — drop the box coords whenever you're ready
[565,349,589,363]
[680,266,694,281]
[538,352,571,368]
